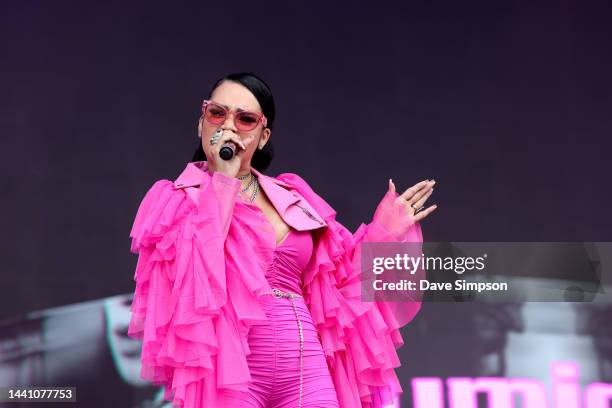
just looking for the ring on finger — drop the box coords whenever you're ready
[210,129,222,145]
[411,203,425,214]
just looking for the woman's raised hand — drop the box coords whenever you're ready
[372,178,437,239]
[392,178,437,222]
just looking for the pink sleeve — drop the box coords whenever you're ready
[206,171,242,239]
[302,199,423,408]
[350,185,424,321]
[127,173,254,408]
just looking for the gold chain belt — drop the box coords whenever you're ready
[260,288,304,408]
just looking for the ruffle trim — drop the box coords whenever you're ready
[128,179,274,407]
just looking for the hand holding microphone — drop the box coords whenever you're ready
[211,128,246,160]
[209,127,254,178]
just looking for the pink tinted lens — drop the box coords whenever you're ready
[204,103,227,124]
[235,112,260,130]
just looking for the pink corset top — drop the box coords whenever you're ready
[266,229,313,295]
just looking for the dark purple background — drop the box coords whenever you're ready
[1,1,610,318]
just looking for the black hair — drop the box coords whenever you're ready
[191,72,276,172]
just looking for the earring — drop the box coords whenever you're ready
[258,144,264,150]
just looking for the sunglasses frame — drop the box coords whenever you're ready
[201,99,268,131]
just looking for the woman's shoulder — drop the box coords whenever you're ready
[129,179,192,253]
[136,179,189,211]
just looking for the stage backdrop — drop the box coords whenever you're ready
[1,1,611,407]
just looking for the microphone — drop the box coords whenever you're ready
[219,142,235,160]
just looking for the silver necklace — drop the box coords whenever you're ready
[238,172,259,202]
[239,173,255,193]
[249,177,259,202]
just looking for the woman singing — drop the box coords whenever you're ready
[128,72,437,408]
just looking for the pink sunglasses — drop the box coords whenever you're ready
[201,100,268,131]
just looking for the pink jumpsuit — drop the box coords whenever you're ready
[224,228,340,407]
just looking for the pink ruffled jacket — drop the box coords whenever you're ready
[128,161,423,408]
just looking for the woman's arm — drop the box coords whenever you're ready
[126,173,253,408]
[201,171,242,239]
